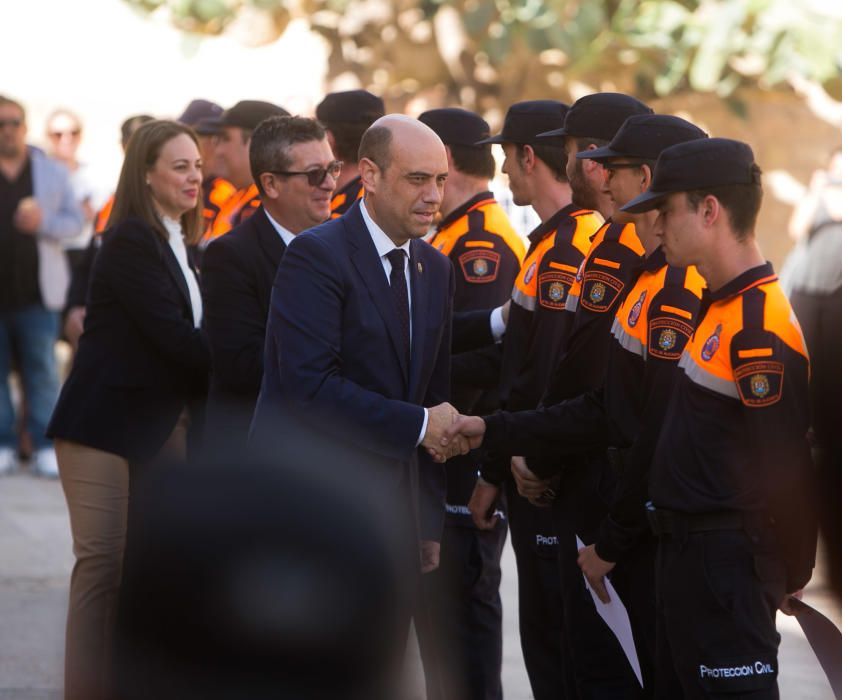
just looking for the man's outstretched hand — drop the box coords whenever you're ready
[430,414,486,463]
[423,403,470,462]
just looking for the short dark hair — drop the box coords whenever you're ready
[518,142,569,182]
[359,125,392,172]
[686,164,763,240]
[449,144,495,180]
[250,116,327,196]
[322,120,369,163]
[0,95,25,119]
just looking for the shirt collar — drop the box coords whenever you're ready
[707,261,777,302]
[436,191,495,233]
[527,204,575,245]
[360,198,412,258]
[263,209,297,248]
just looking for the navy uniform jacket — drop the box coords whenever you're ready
[250,200,454,542]
[201,207,286,448]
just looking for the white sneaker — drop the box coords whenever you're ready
[32,447,59,479]
[0,447,16,476]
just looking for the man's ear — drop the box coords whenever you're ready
[521,144,536,174]
[358,157,380,194]
[259,172,279,200]
[702,194,721,227]
[640,163,653,191]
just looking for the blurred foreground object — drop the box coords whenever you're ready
[113,443,411,700]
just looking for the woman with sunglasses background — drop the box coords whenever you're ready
[46,119,210,700]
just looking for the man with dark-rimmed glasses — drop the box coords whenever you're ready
[201,115,339,449]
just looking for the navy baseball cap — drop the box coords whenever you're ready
[538,92,652,141]
[418,108,490,147]
[579,114,708,162]
[219,100,289,131]
[621,138,759,213]
[316,90,385,124]
[476,100,569,146]
[177,99,224,135]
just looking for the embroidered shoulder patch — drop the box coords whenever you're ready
[580,270,624,313]
[458,249,501,284]
[734,360,785,407]
[538,269,576,310]
[648,316,694,360]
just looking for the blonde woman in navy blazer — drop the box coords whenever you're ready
[47,120,209,700]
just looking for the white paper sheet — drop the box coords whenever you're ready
[576,534,643,687]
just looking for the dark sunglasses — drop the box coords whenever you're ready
[269,160,343,187]
[0,119,23,129]
[49,129,81,139]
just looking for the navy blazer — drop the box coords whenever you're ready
[201,207,285,447]
[48,218,209,463]
[251,201,454,540]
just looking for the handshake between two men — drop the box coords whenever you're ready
[422,406,555,528]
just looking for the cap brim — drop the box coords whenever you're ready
[474,134,506,145]
[620,189,670,214]
[536,127,566,139]
[576,145,626,161]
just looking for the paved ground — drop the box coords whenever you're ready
[1,469,838,699]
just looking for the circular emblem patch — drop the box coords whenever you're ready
[523,262,537,285]
[548,281,566,302]
[658,328,677,351]
[750,373,770,398]
[701,323,722,362]
[473,258,489,276]
[589,282,606,303]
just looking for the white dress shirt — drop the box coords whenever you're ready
[162,216,202,328]
[359,199,429,445]
[264,209,297,248]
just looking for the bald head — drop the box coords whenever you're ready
[358,114,448,245]
[359,114,445,173]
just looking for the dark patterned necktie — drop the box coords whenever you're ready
[385,248,410,364]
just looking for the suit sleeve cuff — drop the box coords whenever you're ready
[490,306,506,342]
[416,408,429,447]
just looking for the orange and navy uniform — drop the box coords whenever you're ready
[650,262,815,590]
[480,247,704,477]
[593,250,706,560]
[203,183,260,247]
[202,175,236,237]
[543,220,646,405]
[466,203,601,485]
[330,175,364,219]
[429,192,525,525]
[429,191,526,311]
[479,220,643,480]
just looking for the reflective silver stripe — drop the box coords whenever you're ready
[567,292,580,313]
[611,316,645,358]
[512,286,536,311]
[679,351,739,399]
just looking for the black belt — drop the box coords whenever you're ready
[646,507,770,537]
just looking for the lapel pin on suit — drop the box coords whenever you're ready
[417,261,423,274]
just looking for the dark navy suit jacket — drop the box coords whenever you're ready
[251,200,454,541]
[201,207,286,448]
